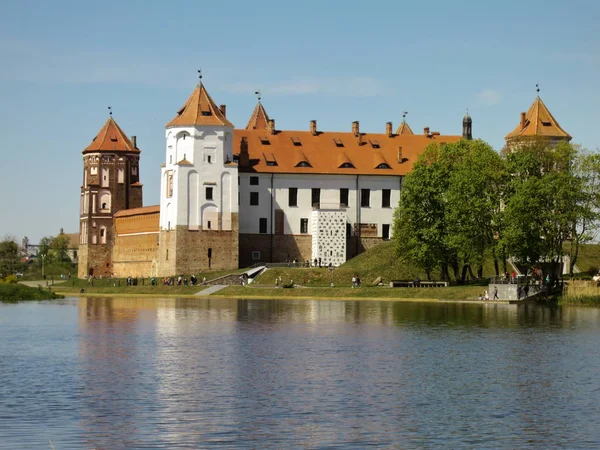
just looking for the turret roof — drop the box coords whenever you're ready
[84,117,139,153]
[396,120,414,135]
[166,83,233,128]
[505,96,571,140]
[246,101,270,130]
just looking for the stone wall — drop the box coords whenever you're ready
[112,233,158,277]
[239,233,312,267]
[157,230,177,277]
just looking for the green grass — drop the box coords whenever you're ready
[571,243,600,274]
[0,283,63,301]
[52,279,208,296]
[255,241,503,288]
[215,285,485,300]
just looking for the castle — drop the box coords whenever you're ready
[77,81,571,278]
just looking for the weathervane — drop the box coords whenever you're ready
[536,83,540,94]
[108,106,112,116]
[402,111,408,120]
[255,90,262,102]
[198,69,202,84]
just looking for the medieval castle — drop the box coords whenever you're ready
[77,81,571,278]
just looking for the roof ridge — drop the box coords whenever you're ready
[166,83,234,128]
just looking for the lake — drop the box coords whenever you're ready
[1,297,599,449]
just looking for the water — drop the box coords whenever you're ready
[1,297,600,449]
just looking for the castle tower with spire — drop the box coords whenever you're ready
[505,87,571,147]
[78,115,143,278]
[158,78,239,275]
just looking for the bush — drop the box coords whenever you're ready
[0,275,18,284]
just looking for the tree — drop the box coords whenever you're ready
[394,139,504,282]
[50,234,71,263]
[0,236,22,277]
[499,138,599,276]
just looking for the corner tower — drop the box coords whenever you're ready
[78,116,143,278]
[158,80,239,275]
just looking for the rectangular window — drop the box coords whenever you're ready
[382,189,391,208]
[289,187,298,207]
[259,218,268,234]
[346,223,352,238]
[205,187,213,200]
[250,192,259,206]
[207,220,212,229]
[340,188,349,207]
[361,189,370,207]
[382,224,390,240]
[311,188,320,207]
[252,251,261,260]
[300,218,308,234]
[207,155,212,163]
[250,176,259,185]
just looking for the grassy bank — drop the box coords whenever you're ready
[0,284,63,301]
[561,281,600,305]
[52,281,207,296]
[214,285,485,301]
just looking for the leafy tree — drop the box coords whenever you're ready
[50,234,71,262]
[0,236,22,277]
[394,139,503,282]
[37,236,53,262]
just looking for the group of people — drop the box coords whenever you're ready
[160,275,205,286]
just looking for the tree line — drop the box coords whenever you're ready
[393,137,600,282]
[0,234,75,277]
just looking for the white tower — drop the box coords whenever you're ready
[158,79,239,275]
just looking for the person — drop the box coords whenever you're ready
[493,286,499,300]
[478,293,483,301]
[517,285,522,300]
[352,275,356,288]
[356,275,361,287]
[524,284,530,298]
[239,275,244,286]
[314,258,318,267]
[484,290,489,301]
[275,277,279,287]
[202,276,207,285]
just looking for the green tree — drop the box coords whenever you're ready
[0,236,22,277]
[50,234,71,262]
[394,139,503,282]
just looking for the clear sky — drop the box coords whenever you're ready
[1,0,599,243]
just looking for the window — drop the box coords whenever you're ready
[250,176,259,185]
[167,173,173,198]
[289,187,298,207]
[101,202,107,210]
[376,163,391,169]
[266,161,278,166]
[250,192,259,206]
[382,189,391,208]
[296,161,311,167]
[207,155,212,163]
[334,138,344,147]
[361,189,370,207]
[311,188,320,207]
[259,136,270,145]
[206,187,214,200]
[370,139,381,149]
[252,251,261,260]
[300,218,308,234]
[339,162,355,168]
[346,223,352,238]
[291,137,302,146]
[541,121,552,126]
[382,224,390,240]
[207,220,212,229]
[340,188,349,207]
[259,218,268,234]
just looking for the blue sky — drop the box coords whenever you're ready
[1,0,599,243]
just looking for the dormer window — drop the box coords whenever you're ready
[259,136,270,145]
[541,121,552,126]
[370,140,381,149]
[291,137,302,146]
[200,105,212,116]
[376,163,391,169]
[334,138,344,147]
[339,162,355,169]
[296,161,311,168]
[263,153,278,166]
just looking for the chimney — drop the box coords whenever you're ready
[310,120,317,136]
[219,104,227,117]
[397,146,403,163]
[268,118,276,135]
[424,127,430,136]
[357,134,363,146]
[352,121,360,136]
[239,137,249,167]
[131,135,137,148]
[520,112,526,130]
[386,122,393,137]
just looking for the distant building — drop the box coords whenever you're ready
[78,80,471,278]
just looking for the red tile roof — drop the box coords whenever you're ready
[396,120,414,135]
[233,129,461,176]
[114,205,160,218]
[84,117,139,153]
[505,96,571,140]
[246,101,270,130]
[166,83,233,128]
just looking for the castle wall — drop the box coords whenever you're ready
[112,211,160,277]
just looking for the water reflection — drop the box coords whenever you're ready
[0,297,599,449]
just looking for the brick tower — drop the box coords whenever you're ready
[78,115,143,278]
[158,80,239,275]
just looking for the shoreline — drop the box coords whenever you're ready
[56,290,514,304]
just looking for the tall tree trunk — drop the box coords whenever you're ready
[461,264,469,283]
[468,265,476,280]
